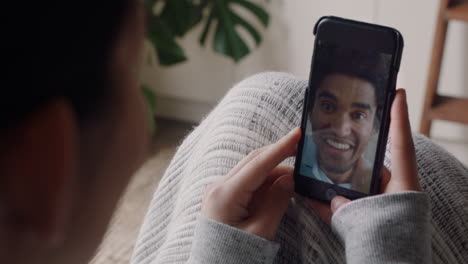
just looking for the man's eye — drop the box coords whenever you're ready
[320,102,335,113]
[352,112,367,120]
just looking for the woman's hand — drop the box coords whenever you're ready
[308,89,422,224]
[201,128,301,240]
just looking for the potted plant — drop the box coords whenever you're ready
[141,0,270,131]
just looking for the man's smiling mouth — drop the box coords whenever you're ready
[324,138,354,150]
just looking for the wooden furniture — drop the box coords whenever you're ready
[420,0,468,136]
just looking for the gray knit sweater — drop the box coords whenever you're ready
[131,72,468,264]
[188,192,431,264]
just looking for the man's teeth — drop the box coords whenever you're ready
[326,139,351,150]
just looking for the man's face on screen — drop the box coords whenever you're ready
[310,73,376,178]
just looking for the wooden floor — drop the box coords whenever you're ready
[90,118,194,264]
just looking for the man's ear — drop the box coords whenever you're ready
[0,98,77,246]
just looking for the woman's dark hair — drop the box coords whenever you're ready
[310,45,392,129]
[2,0,132,131]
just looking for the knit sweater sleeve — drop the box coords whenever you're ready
[331,191,432,264]
[187,214,279,264]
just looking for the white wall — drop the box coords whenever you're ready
[142,0,468,142]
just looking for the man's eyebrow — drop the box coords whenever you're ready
[318,91,337,101]
[352,102,372,111]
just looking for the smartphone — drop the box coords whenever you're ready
[294,16,403,202]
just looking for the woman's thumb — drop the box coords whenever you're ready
[275,174,295,193]
[331,196,351,214]
[388,89,421,192]
[254,175,294,240]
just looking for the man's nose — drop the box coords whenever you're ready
[331,114,352,137]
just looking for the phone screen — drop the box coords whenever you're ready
[298,40,393,194]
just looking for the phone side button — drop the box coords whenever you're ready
[325,188,337,200]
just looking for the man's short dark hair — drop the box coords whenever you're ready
[310,45,392,129]
[2,0,132,131]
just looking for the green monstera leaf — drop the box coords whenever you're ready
[141,85,157,133]
[146,15,188,66]
[145,0,269,64]
[142,0,270,131]
[200,0,269,62]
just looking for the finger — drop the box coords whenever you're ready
[380,166,391,193]
[248,166,294,211]
[264,166,294,186]
[389,89,421,192]
[331,196,350,214]
[227,128,301,192]
[246,174,294,240]
[223,146,268,181]
[306,199,332,225]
